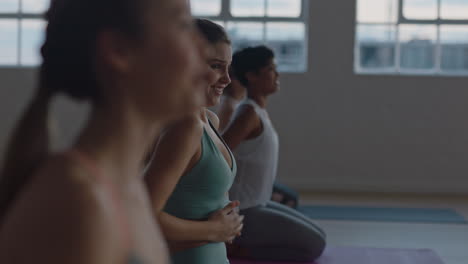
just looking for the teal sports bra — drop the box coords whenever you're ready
[164,121,237,264]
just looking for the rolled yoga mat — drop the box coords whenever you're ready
[230,246,445,264]
[298,205,467,224]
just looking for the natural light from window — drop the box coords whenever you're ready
[192,0,307,72]
[356,0,468,76]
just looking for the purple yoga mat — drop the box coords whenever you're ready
[230,246,445,264]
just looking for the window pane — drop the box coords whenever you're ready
[267,0,301,17]
[22,0,49,13]
[0,0,18,12]
[191,0,221,16]
[403,0,438,20]
[266,22,306,72]
[356,25,396,69]
[227,22,264,51]
[399,24,437,70]
[440,26,468,71]
[0,19,18,65]
[441,0,468,20]
[357,0,398,23]
[266,22,304,41]
[231,0,265,17]
[20,19,46,66]
[212,20,225,27]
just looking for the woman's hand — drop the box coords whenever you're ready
[208,201,244,243]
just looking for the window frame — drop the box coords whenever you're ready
[0,0,310,71]
[355,0,468,76]
[0,0,45,68]
[196,0,310,73]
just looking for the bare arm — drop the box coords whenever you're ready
[145,116,203,214]
[145,117,242,251]
[160,201,241,252]
[222,105,262,150]
[0,162,120,264]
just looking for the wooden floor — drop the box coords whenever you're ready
[300,192,468,264]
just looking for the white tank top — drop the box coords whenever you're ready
[229,99,279,210]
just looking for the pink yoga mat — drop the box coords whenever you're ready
[230,246,445,264]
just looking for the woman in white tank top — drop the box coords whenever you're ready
[227,98,279,209]
[217,69,299,208]
[223,46,326,262]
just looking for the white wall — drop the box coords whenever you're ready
[1,0,468,194]
[0,69,37,172]
[0,69,89,172]
[269,0,468,194]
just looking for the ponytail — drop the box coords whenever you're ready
[0,0,151,223]
[0,79,55,223]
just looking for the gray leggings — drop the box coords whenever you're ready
[236,201,326,262]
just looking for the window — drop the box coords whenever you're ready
[1,0,308,70]
[355,0,468,76]
[192,0,308,72]
[0,0,48,67]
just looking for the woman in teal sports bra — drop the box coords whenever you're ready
[0,0,211,263]
[145,19,243,264]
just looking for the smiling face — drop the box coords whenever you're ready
[203,42,232,107]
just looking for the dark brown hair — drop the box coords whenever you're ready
[231,45,275,87]
[195,18,230,45]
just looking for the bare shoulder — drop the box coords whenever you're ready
[169,115,203,135]
[35,154,105,206]
[206,109,220,130]
[0,155,116,263]
[233,104,259,125]
[9,154,104,216]
[146,114,205,189]
[222,103,262,149]
[165,114,204,141]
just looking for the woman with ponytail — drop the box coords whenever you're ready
[0,0,209,263]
